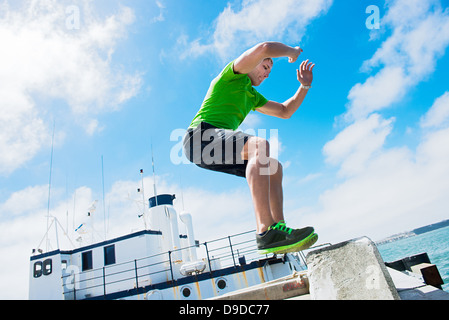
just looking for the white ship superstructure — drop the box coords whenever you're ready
[29,193,306,300]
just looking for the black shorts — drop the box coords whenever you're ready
[183,122,253,178]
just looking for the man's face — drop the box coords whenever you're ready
[248,59,273,86]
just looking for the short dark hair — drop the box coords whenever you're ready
[264,57,274,65]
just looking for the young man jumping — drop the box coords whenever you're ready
[183,42,317,254]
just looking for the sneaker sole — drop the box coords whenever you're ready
[258,233,318,255]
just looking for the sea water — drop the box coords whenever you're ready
[377,225,449,293]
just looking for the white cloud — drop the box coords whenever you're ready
[0,85,49,174]
[181,0,333,62]
[346,0,449,122]
[298,129,449,245]
[420,91,449,128]
[0,0,142,175]
[0,185,49,216]
[346,67,408,121]
[180,186,255,239]
[323,114,395,177]
[151,1,166,23]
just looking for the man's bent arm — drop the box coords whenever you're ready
[257,86,309,120]
[257,60,315,119]
[234,42,303,75]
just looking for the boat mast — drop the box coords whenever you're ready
[46,121,55,252]
[151,144,158,206]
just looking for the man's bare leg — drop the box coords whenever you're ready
[246,157,274,234]
[244,138,318,254]
[243,137,284,234]
[269,159,284,223]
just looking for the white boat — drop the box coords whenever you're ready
[29,193,306,300]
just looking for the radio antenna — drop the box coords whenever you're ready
[101,156,107,240]
[151,143,158,206]
[46,121,56,252]
[137,169,148,229]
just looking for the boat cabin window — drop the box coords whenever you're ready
[43,259,52,276]
[104,245,116,266]
[82,251,93,271]
[33,259,53,278]
[33,262,43,278]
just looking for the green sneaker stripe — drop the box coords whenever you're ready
[270,221,293,235]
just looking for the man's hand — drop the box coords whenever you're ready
[297,59,315,86]
[288,46,303,63]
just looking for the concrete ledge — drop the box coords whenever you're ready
[306,237,400,300]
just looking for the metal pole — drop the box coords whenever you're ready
[228,236,237,268]
[204,242,213,275]
[73,273,77,301]
[134,260,139,289]
[103,267,106,298]
[168,251,174,282]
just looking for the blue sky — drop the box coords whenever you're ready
[1,0,449,298]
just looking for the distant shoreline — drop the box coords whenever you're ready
[376,219,449,245]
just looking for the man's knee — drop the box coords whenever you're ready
[243,137,270,161]
[266,158,282,176]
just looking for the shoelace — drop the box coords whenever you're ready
[269,221,293,235]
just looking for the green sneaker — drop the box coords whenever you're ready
[256,221,318,255]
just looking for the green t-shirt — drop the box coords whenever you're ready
[189,60,268,131]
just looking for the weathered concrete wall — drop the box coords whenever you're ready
[306,237,400,300]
